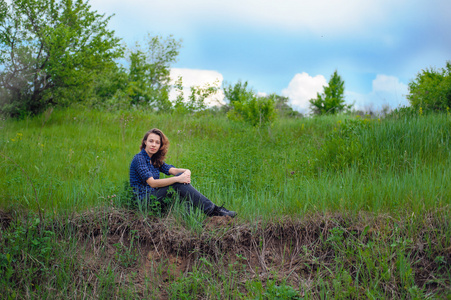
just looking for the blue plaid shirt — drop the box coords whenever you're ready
[129,149,175,200]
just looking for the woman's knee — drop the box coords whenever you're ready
[171,182,193,193]
[171,182,184,189]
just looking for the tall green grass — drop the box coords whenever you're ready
[1,108,450,219]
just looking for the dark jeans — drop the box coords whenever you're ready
[152,182,215,214]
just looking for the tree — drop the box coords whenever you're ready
[223,80,254,106]
[87,34,182,111]
[171,76,220,114]
[224,80,277,126]
[309,70,351,115]
[273,94,303,118]
[125,34,181,111]
[0,0,122,117]
[87,61,129,109]
[407,61,451,111]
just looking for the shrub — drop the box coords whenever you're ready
[224,81,277,126]
[407,61,451,111]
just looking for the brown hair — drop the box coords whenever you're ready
[140,128,169,167]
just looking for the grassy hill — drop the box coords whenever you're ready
[1,108,450,298]
[2,108,450,216]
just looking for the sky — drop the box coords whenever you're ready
[90,0,450,113]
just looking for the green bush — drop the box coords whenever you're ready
[224,81,277,126]
[407,61,451,111]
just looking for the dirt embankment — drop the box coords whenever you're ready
[1,208,450,298]
[71,209,450,296]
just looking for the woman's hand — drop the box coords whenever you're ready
[177,171,191,184]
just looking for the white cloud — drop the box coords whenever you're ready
[170,68,223,87]
[346,75,409,112]
[169,68,225,106]
[281,72,327,114]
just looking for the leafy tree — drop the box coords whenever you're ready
[0,0,122,117]
[407,61,451,111]
[172,76,220,114]
[309,70,351,115]
[87,34,182,111]
[125,34,181,111]
[273,94,303,118]
[224,80,277,126]
[87,62,129,109]
[223,80,254,105]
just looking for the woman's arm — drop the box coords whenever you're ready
[146,170,191,188]
[168,168,191,176]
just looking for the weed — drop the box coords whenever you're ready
[113,230,139,268]
[262,281,301,300]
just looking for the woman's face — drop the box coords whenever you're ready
[145,133,161,156]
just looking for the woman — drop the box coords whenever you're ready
[129,128,236,218]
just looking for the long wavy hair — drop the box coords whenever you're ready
[140,128,169,167]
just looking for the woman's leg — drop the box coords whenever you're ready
[153,183,215,214]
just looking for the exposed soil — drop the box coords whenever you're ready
[1,207,450,298]
[64,208,450,298]
[0,209,12,230]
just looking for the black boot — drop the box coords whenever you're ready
[208,205,237,218]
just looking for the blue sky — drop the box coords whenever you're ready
[90,0,450,113]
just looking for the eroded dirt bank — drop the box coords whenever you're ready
[73,208,450,298]
[1,208,450,299]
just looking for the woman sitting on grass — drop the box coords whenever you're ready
[129,128,236,218]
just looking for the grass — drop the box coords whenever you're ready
[1,108,450,218]
[1,107,450,298]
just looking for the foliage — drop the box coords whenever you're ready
[114,181,136,209]
[172,76,220,114]
[385,105,419,119]
[407,61,451,111]
[124,34,181,111]
[273,94,303,118]
[113,230,139,267]
[87,62,129,110]
[0,215,71,298]
[223,80,254,104]
[309,70,351,115]
[246,279,301,300]
[262,282,301,299]
[79,33,183,112]
[0,0,123,117]
[224,80,277,126]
